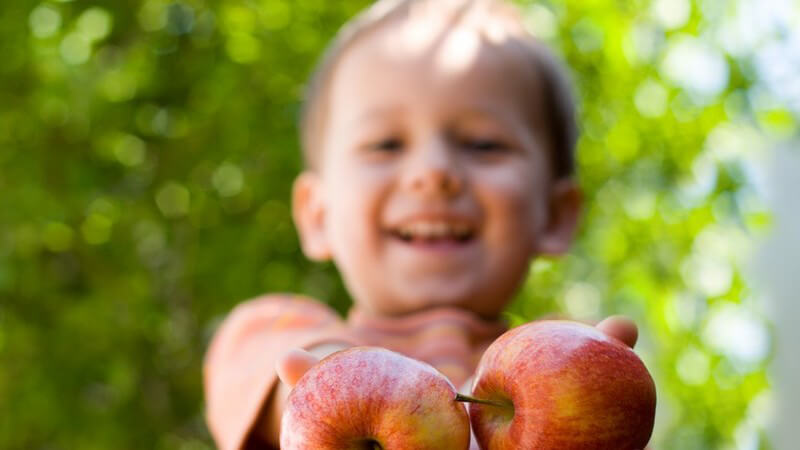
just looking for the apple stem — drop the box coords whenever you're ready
[454,393,508,408]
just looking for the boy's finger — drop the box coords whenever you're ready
[596,315,638,349]
[276,348,320,388]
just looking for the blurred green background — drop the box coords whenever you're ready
[1,0,797,448]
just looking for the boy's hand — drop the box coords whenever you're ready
[596,316,653,450]
[276,348,321,388]
[257,344,350,446]
[259,320,640,447]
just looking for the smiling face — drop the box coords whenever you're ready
[292,18,581,318]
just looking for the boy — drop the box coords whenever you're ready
[204,0,639,448]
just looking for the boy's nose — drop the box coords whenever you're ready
[403,140,463,198]
[410,168,462,196]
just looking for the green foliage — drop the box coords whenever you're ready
[0,0,789,448]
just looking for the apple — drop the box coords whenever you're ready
[458,320,656,450]
[280,346,471,450]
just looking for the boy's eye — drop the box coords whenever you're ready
[463,138,507,152]
[370,137,404,152]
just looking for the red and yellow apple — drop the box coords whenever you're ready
[460,320,656,450]
[280,346,471,450]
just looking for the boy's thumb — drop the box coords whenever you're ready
[596,315,638,349]
[276,348,320,388]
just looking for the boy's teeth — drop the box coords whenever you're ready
[396,222,472,240]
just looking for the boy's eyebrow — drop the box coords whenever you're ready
[342,104,534,141]
[346,106,406,131]
[348,104,514,126]
[449,104,527,130]
[451,106,501,123]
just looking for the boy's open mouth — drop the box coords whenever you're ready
[387,221,476,245]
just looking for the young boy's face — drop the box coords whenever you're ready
[293,19,580,318]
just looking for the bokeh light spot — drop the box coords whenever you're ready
[156,182,191,218]
[43,222,74,252]
[77,7,113,42]
[651,0,691,30]
[571,19,604,53]
[681,254,733,297]
[260,0,291,30]
[29,4,62,38]
[212,163,244,197]
[59,32,91,65]
[100,69,138,102]
[81,213,113,245]
[226,33,261,64]
[87,198,120,222]
[623,22,663,64]
[562,282,601,320]
[138,0,168,32]
[221,5,256,34]
[113,134,147,167]
[704,303,769,369]
[677,346,711,385]
[661,36,729,101]
[624,191,657,220]
[522,4,556,40]
[635,79,669,118]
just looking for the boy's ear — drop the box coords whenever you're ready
[291,172,332,261]
[534,178,582,256]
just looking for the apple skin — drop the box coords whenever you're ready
[280,346,471,450]
[467,320,656,450]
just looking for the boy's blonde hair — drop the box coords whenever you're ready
[299,0,578,179]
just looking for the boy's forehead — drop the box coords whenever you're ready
[360,12,533,79]
[329,19,543,125]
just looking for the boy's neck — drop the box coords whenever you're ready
[347,303,508,334]
[346,304,508,387]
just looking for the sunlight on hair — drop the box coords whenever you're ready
[397,17,441,56]
[374,0,519,76]
[434,27,481,75]
[484,16,511,44]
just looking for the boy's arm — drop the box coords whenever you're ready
[203,295,359,450]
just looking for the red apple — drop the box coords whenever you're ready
[460,320,656,450]
[280,346,471,450]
